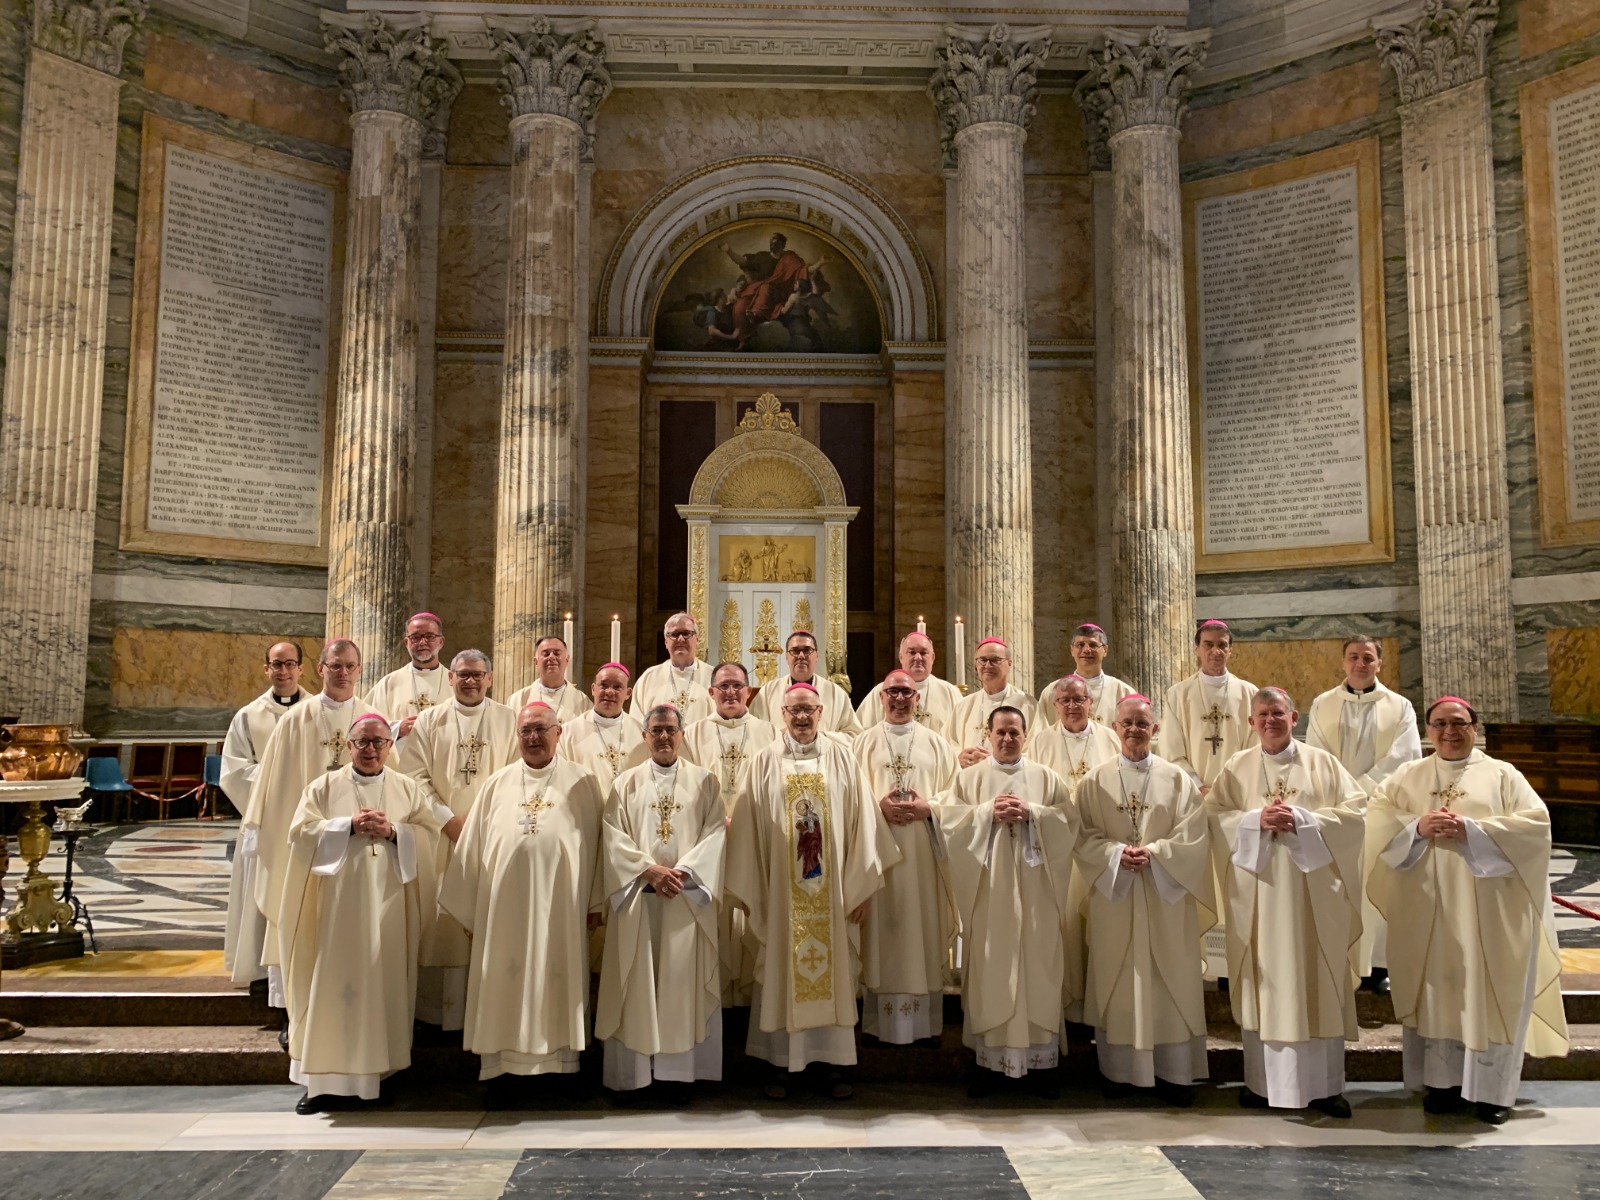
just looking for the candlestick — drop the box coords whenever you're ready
[953,616,965,688]
[564,612,577,682]
[610,614,621,664]
[916,614,926,636]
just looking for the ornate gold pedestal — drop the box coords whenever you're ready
[1,778,87,969]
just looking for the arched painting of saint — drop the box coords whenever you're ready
[653,223,883,354]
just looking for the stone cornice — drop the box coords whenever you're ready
[32,0,147,78]
[929,23,1051,159]
[1374,0,1498,105]
[487,16,612,137]
[1074,25,1209,137]
[322,12,462,123]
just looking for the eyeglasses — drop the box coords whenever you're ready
[349,737,392,750]
[322,662,359,673]
[711,681,745,692]
[646,727,682,737]
[975,656,1006,666]
[405,632,443,643]
[665,630,697,640]
[1057,696,1091,706]
[883,687,917,699]
[266,660,300,670]
[783,705,821,716]
[1428,720,1474,731]
[787,646,817,656]
[522,725,558,737]
[453,671,487,683]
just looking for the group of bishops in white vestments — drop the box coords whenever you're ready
[216,612,1567,1123]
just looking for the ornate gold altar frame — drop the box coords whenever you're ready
[678,394,858,688]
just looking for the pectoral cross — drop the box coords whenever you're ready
[887,750,914,801]
[1201,703,1229,754]
[519,787,551,834]
[458,732,486,781]
[914,701,930,726]
[1263,778,1299,806]
[321,729,346,771]
[1430,780,1467,811]
[718,740,747,791]
[673,688,693,713]
[598,739,623,777]
[653,789,682,844]
[414,692,434,712]
[1116,790,1147,845]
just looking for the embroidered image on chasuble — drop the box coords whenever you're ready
[789,776,832,1001]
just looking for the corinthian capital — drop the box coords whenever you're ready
[33,0,147,77]
[322,12,463,124]
[487,17,612,137]
[929,23,1051,156]
[1074,26,1209,138]
[1374,0,1498,104]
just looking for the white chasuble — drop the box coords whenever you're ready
[854,721,958,1043]
[950,685,1040,753]
[855,676,962,742]
[278,768,439,1099]
[439,758,607,1080]
[941,758,1077,1076]
[395,697,518,1030]
[631,659,716,726]
[682,712,777,1004]
[749,674,862,739]
[365,664,450,728]
[1369,750,1568,1106]
[1076,755,1213,1087]
[1033,722,1122,796]
[505,679,593,724]
[221,687,307,986]
[245,692,365,985]
[1158,673,1258,789]
[559,710,648,794]
[726,736,895,1070]
[1208,743,1366,1107]
[1037,672,1136,728]
[596,759,726,1089]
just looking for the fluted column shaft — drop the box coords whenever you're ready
[933,24,1048,690]
[494,113,585,690]
[0,2,143,724]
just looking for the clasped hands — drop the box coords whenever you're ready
[1259,799,1297,835]
[354,808,393,840]
[879,788,931,825]
[641,862,691,898]
[992,793,1030,825]
[1119,844,1151,873]
[1418,808,1466,840]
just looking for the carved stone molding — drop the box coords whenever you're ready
[32,0,146,77]
[1075,26,1209,137]
[321,12,462,124]
[1375,0,1498,105]
[487,16,612,137]
[1075,79,1113,171]
[928,23,1051,157]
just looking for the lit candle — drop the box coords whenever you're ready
[610,614,621,664]
[564,611,576,681]
[953,616,965,687]
[917,614,926,636]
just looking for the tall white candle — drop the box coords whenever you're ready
[610,614,622,664]
[564,612,576,682]
[917,614,926,636]
[953,616,965,687]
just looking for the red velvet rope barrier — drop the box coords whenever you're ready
[1554,894,1600,921]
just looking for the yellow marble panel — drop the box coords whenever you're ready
[1520,0,1600,59]
[12,949,225,978]
[1546,628,1600,714]
[1181,60,1380,164]
[111,629,325,710]
[1520,56,1600,547]
[1227,636,1400,716]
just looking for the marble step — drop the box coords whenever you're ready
[2,1022,1598,1088]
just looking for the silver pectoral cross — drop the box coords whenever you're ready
[1201,703,1229,754]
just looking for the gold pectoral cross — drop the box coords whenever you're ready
[1117,791,1147,845]
[458,732,486,781]
[414,692,434,712]
[1430,780,1467,811]
[718,741,747,791]
[673,688,692,713]
[321,729,346,771]
[914,701,929,726]
[653,790,682,845]
[1201,703,1229,754]
[599,741,623,777]
[519,787,551,834]
[887,750,914,800]
[1263,778,1299,807]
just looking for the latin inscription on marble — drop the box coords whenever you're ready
[146,146,333,545]
[1552,81,1600,521]
[1195,166,1368,554]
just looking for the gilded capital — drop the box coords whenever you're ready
[487,17,612,136]
[1374,0,1498,104]
[32,0,147,77]
[322,12,463,124]
[1075,26,1209,137]
[929,23,1051,158]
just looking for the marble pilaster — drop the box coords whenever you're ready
[321,13,460,674]
[931,23,1049,690]
[0,0,145,724]
[1076,26,1208,707]
[1376,0,1517,718]
[488,18,610,692]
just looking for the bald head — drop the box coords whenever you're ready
[880,668,919,725]
[1113,694,1157,759]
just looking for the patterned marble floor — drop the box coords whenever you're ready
[0,1083,1598,1198]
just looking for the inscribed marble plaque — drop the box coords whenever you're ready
[122,116,345,566]
[1183,139,1391,574]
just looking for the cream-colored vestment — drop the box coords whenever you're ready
[1036,671,1136,727]
[749,674,862,739]
[855,676,962,742]
[558,710,648,794]
[630,659,715,726]
[1159,672,1259,789]
[949,685,1041,753]
[504,679,593,724]
[366,664,451,730]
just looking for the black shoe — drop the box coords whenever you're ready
[1154,1080,1197,1108]
[294,1091,328,1115]
[484,1076,521,1111]
[825,1069,854,1100]
[762,1068,789,1101]
[278,1026,289,1052]
[248,978,268,998]
[1423,1085,1466,1115]
[1361,969,1391,995]
[1239,1086,1269,1109]
[1475,1102,1512,1126]
[1024,1070,1059,1100]
[967,1070,999,1100]
[1309,1094,1352,1120]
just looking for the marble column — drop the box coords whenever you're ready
[931,24,1050,691]
[1084,90,1117,645]
[321,13,460,675]
[487,17,610,691]
[1076,26,1209,707]
[411,96,455,614]
[0,0,146,724]
[1376,1,1516,719]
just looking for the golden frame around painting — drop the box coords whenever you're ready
[1182,138,1393,574]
